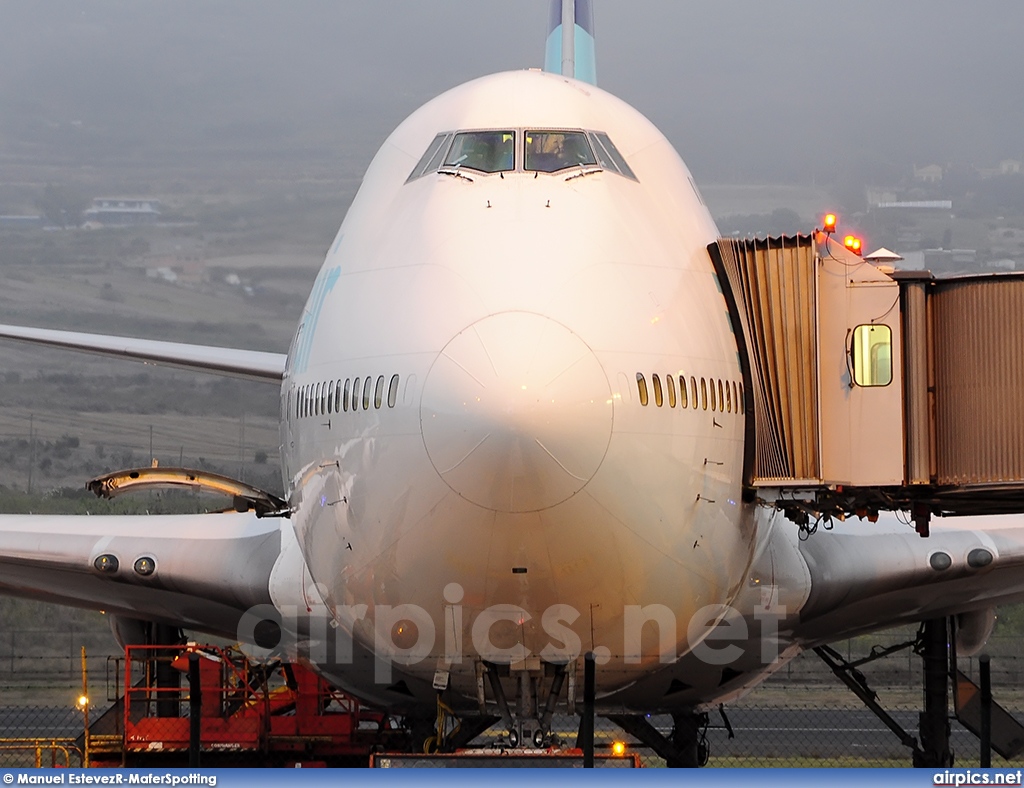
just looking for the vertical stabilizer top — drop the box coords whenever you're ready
[544,0,596,85]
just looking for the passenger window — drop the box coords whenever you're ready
[851,324,893,387]
[525,130,597,173]
[362,377,372,410]
[326,381,334,415]
[652,374,663,407]
[691,377,698,409]
[343,379,350,412]
[726,380,732,413]
[334,380,342,414]
[351,378,361,411]
[388,374,400,408]
[314,382,321,416]
[701,378,708,411]
[636,373,649,406]
[678,375,688,409]
[710,378,717,411]
[666,375,676,408]
[444,131,515,173]
[374,376,385,409]
[718,380,724,412]
[321,382,327,415]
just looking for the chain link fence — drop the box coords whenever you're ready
[1,629,1023,767]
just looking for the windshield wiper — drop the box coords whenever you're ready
[565,167,602,182]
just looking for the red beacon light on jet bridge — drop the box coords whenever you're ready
[843,235,863,256]
[823,213,837,235]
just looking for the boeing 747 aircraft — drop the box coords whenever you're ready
[0,2,1023,767]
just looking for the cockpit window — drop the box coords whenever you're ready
[443,131,515,173]
[524,131,597,173]
[405,128,637,183]
[407,133,453,181]
[589,132,637,180]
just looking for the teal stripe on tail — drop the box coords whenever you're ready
[543,0,597,85]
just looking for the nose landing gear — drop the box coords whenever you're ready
[478,659,572,750]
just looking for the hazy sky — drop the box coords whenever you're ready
[1,1,1023,184]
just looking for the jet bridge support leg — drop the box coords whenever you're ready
[914,617,954,768]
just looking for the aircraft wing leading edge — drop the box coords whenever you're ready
[0,511,282,638]
[0,324,286,382]
[794,513,1024,644]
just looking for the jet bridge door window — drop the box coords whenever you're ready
[443,131,515,173]
[851,324,893,387]
[525,131,597,173]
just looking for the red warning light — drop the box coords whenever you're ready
[823,214,837,234]
[844,235,863,256]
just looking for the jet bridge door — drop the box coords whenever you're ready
[816,239,904,487]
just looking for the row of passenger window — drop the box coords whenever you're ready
[296,375,400,419]
[636,373,745,415]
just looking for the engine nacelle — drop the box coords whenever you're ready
[107,615,150,649]
[955,608,996,656]
[107,615,183,649]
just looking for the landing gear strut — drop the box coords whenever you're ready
[604,711,709,767]
[915,617,954,767]
[815,616,954,767]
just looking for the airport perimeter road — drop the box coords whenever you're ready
[705,707,984,760]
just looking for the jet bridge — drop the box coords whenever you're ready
[708,231,1024,533]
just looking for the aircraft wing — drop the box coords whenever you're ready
[0,324,286,382]
[0,511,282,638]
[793,513,1024,644]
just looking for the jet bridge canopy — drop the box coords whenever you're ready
[708,232,1024,528]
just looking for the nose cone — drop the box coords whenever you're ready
[421,312,612,513]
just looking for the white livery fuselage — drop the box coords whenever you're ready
[279,70,752,706]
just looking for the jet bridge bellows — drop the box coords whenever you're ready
[708,232,1024,526]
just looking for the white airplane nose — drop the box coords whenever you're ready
[420,312,613,513]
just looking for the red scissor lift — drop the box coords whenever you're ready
[88,644,405,767]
